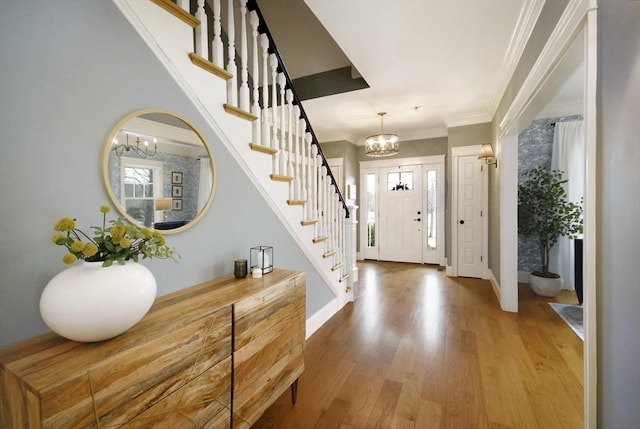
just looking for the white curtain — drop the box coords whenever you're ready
[197,158,212,213]
[550,120,585,290]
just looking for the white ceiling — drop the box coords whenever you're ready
[262,0,547,145]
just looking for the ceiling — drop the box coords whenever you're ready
[258,0,544,145]
[258,0,585,146]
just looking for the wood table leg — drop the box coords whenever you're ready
[290,379,299,405]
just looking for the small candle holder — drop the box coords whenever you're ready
[234,259,248,279]
[250,246,273,275]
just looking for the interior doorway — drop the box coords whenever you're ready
[497,4,597,426]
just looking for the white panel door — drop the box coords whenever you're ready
[378,165,423,263]
[456,156,483,277]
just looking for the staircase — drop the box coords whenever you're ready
[113,0,356,327]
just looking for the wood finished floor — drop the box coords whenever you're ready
[252,261,584,429]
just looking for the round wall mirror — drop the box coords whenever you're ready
[102,108,216,234]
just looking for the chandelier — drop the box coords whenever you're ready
[365,112,399,157]
[112,133,157,157]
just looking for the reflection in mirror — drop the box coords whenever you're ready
[103,109,215,234]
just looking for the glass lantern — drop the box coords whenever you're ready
[250,246,273,275]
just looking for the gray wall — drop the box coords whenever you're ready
[0,1,334,347]
[597,1,640,427]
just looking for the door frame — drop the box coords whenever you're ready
[497,1,598,426]
[359,155,445,266]
[450,145,489,279]
[325,157,344,196]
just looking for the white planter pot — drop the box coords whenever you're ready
[529,273,563,297]
[40,261,157,342]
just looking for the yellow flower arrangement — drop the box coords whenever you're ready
[52,205,179,267]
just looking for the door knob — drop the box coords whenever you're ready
[417,211,421,215]
[459,220,465,225]
[414,218,421,222]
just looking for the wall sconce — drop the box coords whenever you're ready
[478,143,498,167]
[155,197,172,221]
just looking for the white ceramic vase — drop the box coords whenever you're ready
[40,261,157,342]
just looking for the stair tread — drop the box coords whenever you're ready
[339,274,350,283]
[312,236,328,243]
[287,199,306,206]
[322,251,336,258]
[301,219,318,226]
[249,143,278,155]
[270,174,294,183]
[189,53,232,80]
[331,263,343,271]
[224,104,258,121]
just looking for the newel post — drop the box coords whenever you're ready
[345,205,358,301]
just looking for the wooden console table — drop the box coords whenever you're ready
[0,269,306,428]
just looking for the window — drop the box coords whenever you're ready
[426,169,437,250]
[121,158,163,227]
[386,171,414,191]
[366,173,376,247]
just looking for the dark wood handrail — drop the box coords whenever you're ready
[246,0,350,218]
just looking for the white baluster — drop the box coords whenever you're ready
[321,163,327,238]
[286,89,294,179]
[195,0,208,59]
[293,106,301,200]
[238,0,249,111]
[310,145,319,235]
[270,54,279,173]
[250,11,260,145]
[278,73,286,176]
[329,183,335,255]
[340,206,346,277]
[260,34,270,148]
[305,133,313,219]
[211,0,223,66]
[226,0,237,106]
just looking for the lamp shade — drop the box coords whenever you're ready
[155,197,172,211]
[365,134,399,157]
[477,143,495,160]
[365,112,399,157]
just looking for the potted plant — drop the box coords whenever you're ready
[518,166,583,296]
[41,205,179,342]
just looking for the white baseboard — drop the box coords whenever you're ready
[446,265,454,276]
[489,269,501,301]
[306,297,341,340]
[518,271,530,283]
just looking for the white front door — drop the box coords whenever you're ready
[378,165,423,263]
[456,155,484,277]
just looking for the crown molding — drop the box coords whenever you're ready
[488,0,546,118]
[318,127,448,145]
[445,112,492,128]
[499,0,593,135]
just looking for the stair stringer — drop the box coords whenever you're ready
[113,0,349,314]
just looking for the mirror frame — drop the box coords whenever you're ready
[102,108,216,234]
